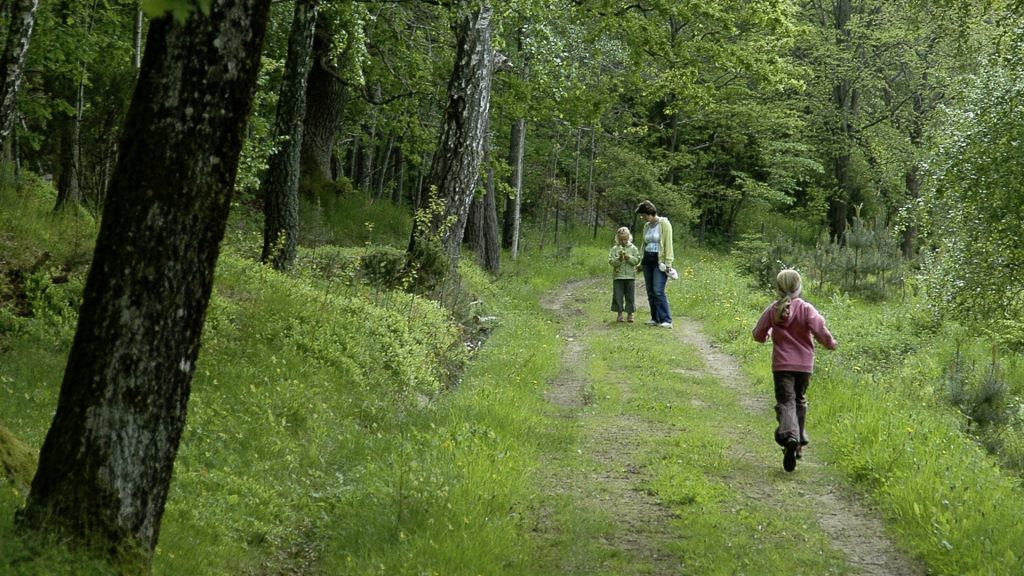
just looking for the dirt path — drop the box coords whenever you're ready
[537,277,926,576]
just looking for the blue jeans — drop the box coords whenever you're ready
[641,251,671,323]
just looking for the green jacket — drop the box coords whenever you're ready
[641,217,674,267]
[608,242,641,279]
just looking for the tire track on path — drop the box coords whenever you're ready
[536,277,926,576]
[537,277,682,575]
[673,316,925,576]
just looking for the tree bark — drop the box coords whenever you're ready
[0,0,39,151]
[481,149,500,274]
[465,191,484,254]
[898,90,927,258]
[133,7,143,70]
[261,0,318,272]
[376,131,395,200]
[299,15,347,192]
[18,0,271,560]
[408,1,495,268]
[502,117,525,256]
[828,0,857,240]
[53,107,81,210]
[391,143,404,205]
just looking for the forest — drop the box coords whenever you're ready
[1,0,1023,573]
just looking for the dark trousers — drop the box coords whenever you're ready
[773,371,810,446]
[641,251,671,323]
[611,279,636,313]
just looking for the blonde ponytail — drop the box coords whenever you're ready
[774,269,802,323]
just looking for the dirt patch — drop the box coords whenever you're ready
[537,277,682,574]
[540,278,599,409]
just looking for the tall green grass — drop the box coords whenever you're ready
[0,182,607,573]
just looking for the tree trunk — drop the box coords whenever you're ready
[585,127,595,223]
[0,0,39,151]
[17,0,271,561]
[572,127,581,220]
[481,149,500,274]
[133,7,143,70]
[357,123,374,194]
[901,92,925,258]
[53,107,81,210]
[376,132,395,200]
[502,117,525,255]
[391,143,404,205]
[465,192,484,254]
[261,0,318,272]
[299,15,347,192]
[828,0,857,240]
[408,1,495,268]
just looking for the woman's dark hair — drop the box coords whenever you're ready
[635,200,657,216]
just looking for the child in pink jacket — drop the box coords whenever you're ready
[752,269,837,472]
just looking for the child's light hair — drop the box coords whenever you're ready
[615,226,632,244]
[774,269,802,323]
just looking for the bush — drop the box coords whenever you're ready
[730,233,802,291]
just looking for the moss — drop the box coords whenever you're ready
[0,423,38,495]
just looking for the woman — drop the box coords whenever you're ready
[635,200,674,328]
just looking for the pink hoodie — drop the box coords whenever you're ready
[752,298,837,372]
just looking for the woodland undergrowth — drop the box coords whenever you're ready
[0,178,597,574]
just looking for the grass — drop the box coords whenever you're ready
[674,249,1024,575]
[3,174,1024,574]
[0,180,598,574]
[520,269,852,575]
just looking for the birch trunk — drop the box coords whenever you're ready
[409,1,495,267]
[0,0,39,150]
[502,117,525,257]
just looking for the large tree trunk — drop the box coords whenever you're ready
[261,0,318,271]
[17,0,271,561]
[299,15,347,192]
[408,1,495,267]
[0,0,39,151]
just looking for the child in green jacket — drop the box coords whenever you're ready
[609,226,641,322]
